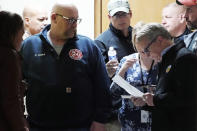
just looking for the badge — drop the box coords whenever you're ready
[69,49,83,60]
[166,65,171,73]
[141,110,149,123]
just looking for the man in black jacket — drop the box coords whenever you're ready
[132,22,197,131]
[94,0,136,130]
[95,0,135,78]
[94,0,135,130]
[176,0,197,54]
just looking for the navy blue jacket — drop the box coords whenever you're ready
[21,25,111,129]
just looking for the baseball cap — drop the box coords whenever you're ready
[176,0,197,6]
[108,0,130,16]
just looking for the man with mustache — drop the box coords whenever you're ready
[176,0,197,54]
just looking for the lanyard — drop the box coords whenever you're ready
[139,57,154,92]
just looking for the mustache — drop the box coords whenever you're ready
[186,18,197,30]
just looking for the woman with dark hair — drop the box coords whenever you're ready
[0,11,29,131]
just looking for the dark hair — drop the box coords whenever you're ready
[0,11,24,48]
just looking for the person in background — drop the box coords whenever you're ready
[94,0,135,130]
[176,0,197,54]
[21,1,111,131]
[131,22,197,131]
[110,22,158,131]
[162,2,192,44]
[22,3,48,39]
[95,0,135,78]
[0,11,29,131]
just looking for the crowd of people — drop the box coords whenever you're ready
[1,0,197,131]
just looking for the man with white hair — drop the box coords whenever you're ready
[132,22,197,131]
[162,2,192,44]
[21,1,111,131]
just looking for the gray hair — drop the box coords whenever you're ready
[134,22,172,43]
[132,21,146,50]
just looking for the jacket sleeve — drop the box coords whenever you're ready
[91,45,112,123]
[0,53,28,131]
[94,40,108,63]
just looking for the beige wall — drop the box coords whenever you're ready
[95,0,175,38]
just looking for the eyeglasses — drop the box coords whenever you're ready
[56,13,82,24]
[144,37,157,53]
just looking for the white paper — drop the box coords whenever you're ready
[112,75,144,97]
[121,95,132,99]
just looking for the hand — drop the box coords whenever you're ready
[90,121,106,131]
[131,96,146,106]
[143,93,154,106]
[118,58,137,77]
[106,60,119,77]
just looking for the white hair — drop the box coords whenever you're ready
[134,22,172,43]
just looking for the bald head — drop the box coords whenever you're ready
[164,2,186,14]
[50,0,79,40]
[22,4,48,36]
[51,1,78,15]
[162,2,187,37]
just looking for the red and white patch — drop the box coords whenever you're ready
[69,49,83,60]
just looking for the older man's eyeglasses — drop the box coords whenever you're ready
[144,37,157,53]
[56,13,82,24]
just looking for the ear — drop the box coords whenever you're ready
[108,14,112,19]
[129,10,132,18]
[51,13,57,23]
[24,17,30,27]
[179,14,186,23]
[108,14,113,23]
[156,36,163,44]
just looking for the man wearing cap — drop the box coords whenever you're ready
[176,0,197,54]
[95,0,135,78]
[94,0,135,130]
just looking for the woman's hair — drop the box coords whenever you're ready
[132,21,146,51]
[0,11,23,48]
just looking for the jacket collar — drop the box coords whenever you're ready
[184,31,197,48]
[41,24,78,44]
[109,23,132,40]
[162,42,185,64]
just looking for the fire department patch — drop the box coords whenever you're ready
[69,49,83,60]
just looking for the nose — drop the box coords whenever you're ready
[161,18,166,25]
[43,19,49,26]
